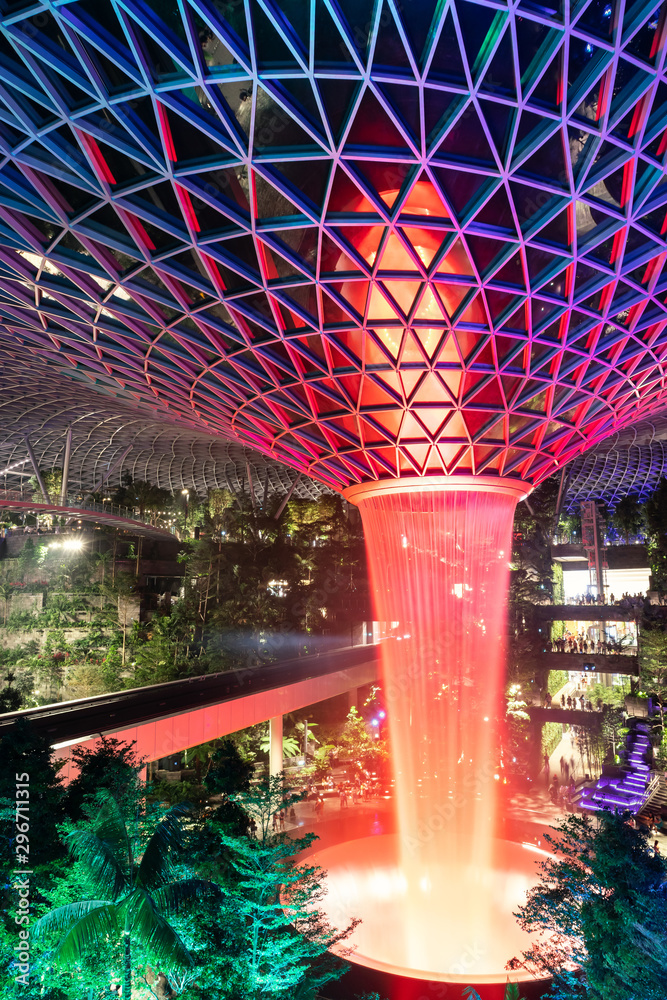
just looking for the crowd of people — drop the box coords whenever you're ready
[550,634,630,654]
[564,591,650,608]
[543,688,602,712]
[544,754,579,807]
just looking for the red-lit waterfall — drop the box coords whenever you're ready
[311,479,547,988]
[353,481,518,872]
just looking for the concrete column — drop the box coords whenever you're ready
[86,444,133,499]
[60,425,72,507]
[348,687,359,711]
[24,435,49,502]
[269,715,283,777]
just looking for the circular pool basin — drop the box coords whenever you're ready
[309,834,549,987]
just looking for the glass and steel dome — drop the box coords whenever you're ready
[0,0,666,490]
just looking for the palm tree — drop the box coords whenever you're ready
[183,740,219,784]
[0,582,12,626]
[93,549,113,586]
[33,793,221,997]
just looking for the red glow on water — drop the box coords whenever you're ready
[352,485,521,976]
[311,835,545,986]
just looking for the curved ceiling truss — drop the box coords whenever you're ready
[0,2,665,492]
[0,347,329,502]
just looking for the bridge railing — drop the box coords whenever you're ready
[0,489,175,533]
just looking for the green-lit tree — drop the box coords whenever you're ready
[32,794,221,998]
[509,811,667,999]
[638,623,667,724]
[231,773,302,841]
[339,706,388,774]
[29,468,62,504]
[189,825,357,1000]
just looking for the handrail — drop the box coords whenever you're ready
[0,489,175,533]
[640,772,662,812]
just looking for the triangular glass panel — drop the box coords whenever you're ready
[335,224,384,267]
[517,130,568,187]
[478,26,517,98]
[253,87,319,152]
[367,284,400,320]
[400,176,450,218]
[271,78,326,137]
[314,0,356,67]
[372,1,412,74]
[268,160,333,215]
[401,226,443,266]
[349,160,414,208]
[378,234,418,270]
[566,37,611,111]
[381,279,421,315]
[423,88,465,149]
[526,46,564,111]
[623,14,661,67]
[456,1,506,77]
[252,173,302,219]
[346,88,410,148]
[473,186,518,235]
[414,286,447,321]
[317,78,360,141]
[515,16,559,90]
[435,237,475,277]
[376,82,421,140]
[464,233,508,275]
[426,10,467,85]
[398,0,439,67]
[436,106,496,165]
[537,206,572,249]
[575,0,616,42]
[433,167,492,221]
[319,232,359,274]
[485,288,523,325]
[327,166,376,213]
[125,17,190,82]
[478,99,515,163]
[248,0,301,69]
[525,244,567,286]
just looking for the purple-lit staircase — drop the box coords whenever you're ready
[576,721,654,814]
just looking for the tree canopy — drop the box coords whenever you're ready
[510,812,667,999]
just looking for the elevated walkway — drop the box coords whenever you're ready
[535,604,640,621]
[0,643,381,777]
[528,706,601,727]
[0,489,175,539]
[535,650,638,675]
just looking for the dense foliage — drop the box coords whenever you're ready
[0,733,361,1000]
[511,812,667,999]
[0,488,370,709]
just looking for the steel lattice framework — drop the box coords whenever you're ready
[564,442,667,508]
[0,0,666,491]
[0,343,326,499]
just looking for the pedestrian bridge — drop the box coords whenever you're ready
[0,489,175,540]
[534,650,639,675]
[0,643,381,779]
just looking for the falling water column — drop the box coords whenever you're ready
[344,476,527,970]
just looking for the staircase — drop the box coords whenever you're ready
[639,773,667,818]
[576,719,654,813]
